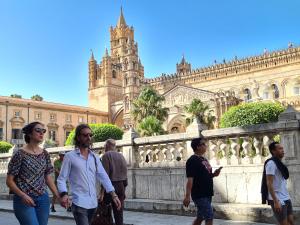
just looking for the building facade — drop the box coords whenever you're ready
[88,9,300,132]
[1,9,300,147]
[0,96,108,146]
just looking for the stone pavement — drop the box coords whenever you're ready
[0,200,274,225]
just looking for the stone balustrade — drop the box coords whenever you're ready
[1,106,300,206]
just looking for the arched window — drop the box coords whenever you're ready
[112,70,117,79]
[244,88,252,102]
[271,84,279,99]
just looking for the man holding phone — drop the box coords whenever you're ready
[183,137,222,225]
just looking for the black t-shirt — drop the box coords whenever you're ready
[186,155,213,199]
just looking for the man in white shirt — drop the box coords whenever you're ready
[57,124,121,225]
[265,141,294,225]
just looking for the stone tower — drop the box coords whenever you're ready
[176,55,191,74]
[110,8,144,128]
[88,8,143,127]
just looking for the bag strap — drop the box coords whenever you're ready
[92,153,98,173]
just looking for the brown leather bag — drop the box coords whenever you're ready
[91,200,113,225]
[91,155,113,225]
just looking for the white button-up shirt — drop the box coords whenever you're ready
[57,148,115,209]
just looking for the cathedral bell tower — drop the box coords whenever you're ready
[88,8,143,127]
[109,7,144,128]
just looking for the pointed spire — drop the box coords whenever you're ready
[181,54,186,64]
[105,47,109,57]
[117,7,127,28]
[89,49,95,61]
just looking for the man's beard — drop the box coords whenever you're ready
[80,142,91,148]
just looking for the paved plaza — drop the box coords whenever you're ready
[0,200,274,225]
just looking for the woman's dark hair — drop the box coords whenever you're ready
[269,141,280,155]
[74,124,92,148]
[22,121,43,144]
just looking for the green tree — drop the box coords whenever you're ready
[131,87,169,123]
[31,94,43,101]
[0,141,13,153]
[137,116,165,137]
[65,123,123,146]
[184,98,216,129]
[10,94,22,98]
[220,102,285,128]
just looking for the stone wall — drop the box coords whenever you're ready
[1,106,300,208]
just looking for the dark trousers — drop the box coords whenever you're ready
[107,180,126,225]
[72,204,96,225]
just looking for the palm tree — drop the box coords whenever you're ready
[10,94,22,98]
[131,87,169,123]
[184,98,216,129]
[137,116,165,137]
[31,94,43,101]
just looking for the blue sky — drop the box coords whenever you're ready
[0,0,300,106]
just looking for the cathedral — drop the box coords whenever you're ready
[88,9,300,132]
[1,9,300,147]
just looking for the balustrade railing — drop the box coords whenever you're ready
[0,111,299,172]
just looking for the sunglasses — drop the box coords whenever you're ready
[81,133,94,138]
[34,128,47,134]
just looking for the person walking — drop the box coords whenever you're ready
[261,141,294,225]
[6,121,60,225]
[183,137,222,225]
[100,139,128,225]
[57,124,121,225]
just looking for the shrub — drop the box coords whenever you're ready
[0,141,13,153]
[220,102,285,128]
[43,139,57,148]
[65,123,123,146]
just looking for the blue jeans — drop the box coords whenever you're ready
[13,192,50,225]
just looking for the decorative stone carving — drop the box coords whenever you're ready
[253,136,263,164]
[241,137,251,164]
[229,137,239,165]
[162,85,214,108]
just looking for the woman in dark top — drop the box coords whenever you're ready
[6,122,60,225]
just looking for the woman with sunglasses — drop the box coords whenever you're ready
[6,121,60,225]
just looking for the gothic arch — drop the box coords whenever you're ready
[239,86,252,102]
[112,108,124,128]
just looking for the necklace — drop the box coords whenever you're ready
[27,146,40,154]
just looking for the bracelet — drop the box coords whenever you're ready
[109,191,118,199]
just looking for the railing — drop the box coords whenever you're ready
[0,106,299,172]
[133,133,198,167]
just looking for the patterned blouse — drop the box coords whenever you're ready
[7,149,54,196]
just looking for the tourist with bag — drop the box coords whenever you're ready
[99,139,128,225]
[57,124,121,225]
[6,121,61,225]
[261,142,294,225]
